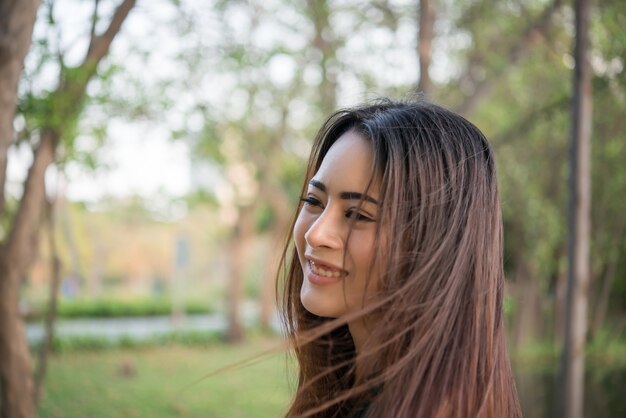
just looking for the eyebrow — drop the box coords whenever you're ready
[309,179,379,205]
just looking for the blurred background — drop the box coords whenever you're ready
[1,0,625,417]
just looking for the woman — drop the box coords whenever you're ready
[278,99,522,417]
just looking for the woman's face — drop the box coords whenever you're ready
[294,130,381,319]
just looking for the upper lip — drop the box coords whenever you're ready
[305,255,348,274]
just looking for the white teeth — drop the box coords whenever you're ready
[310,261,343,278]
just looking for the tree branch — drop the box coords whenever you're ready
[85,0,135,68]
[89,0,100,43]
[48,0,66,70]
[7,0,136,273]
[53,0,135,138]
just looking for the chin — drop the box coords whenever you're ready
[300,284,344,319]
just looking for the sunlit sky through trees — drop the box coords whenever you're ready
[9,0,466,215]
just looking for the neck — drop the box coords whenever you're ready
[348,319,372,381]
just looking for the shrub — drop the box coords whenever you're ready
[35,330,225,353]
[30,298,215,320]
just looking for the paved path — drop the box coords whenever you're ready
[25,305,281,344]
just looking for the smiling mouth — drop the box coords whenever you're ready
[309,260,346,278]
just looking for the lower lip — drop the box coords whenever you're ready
[305,264,345,286]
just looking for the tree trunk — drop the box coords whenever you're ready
[85,216,104,298]
[0,252,36,418]
[0,128,56,418]
[0,6,42,413]
[510,263,542,347]
[59,194,84,284]
[226,205,255,343]
[589,259,616,340]
[0,0,41,217]
[589,234,623,341]
[307,0,338,115]
[557,0,592,417]
[259,189,291,331]
[33,198,61,406]
[554,268,567,344]
[417,0,436,96]
[0,2,135,416]
[259,235,278,331]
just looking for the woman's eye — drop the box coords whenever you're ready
[300,196,322,207]
[345,209,374,222]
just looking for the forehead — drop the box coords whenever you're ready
[312,130,378,194]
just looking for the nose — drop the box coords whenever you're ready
[304,209,344,250]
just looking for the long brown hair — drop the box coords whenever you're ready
[278,99,522,417]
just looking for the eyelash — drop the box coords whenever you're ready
[299,196,375,222]
[300,196,322,207]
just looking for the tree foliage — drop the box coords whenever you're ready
[4,1,626,413]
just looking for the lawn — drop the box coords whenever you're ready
[38,337,294,418]
[37,334,626,417]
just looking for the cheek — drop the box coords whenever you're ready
[348,231,376,265]
[293,211,308,259]
[348,231,381,292]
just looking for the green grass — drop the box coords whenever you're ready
[38,337,295,418]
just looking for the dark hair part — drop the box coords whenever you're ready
[278,99,522,418]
